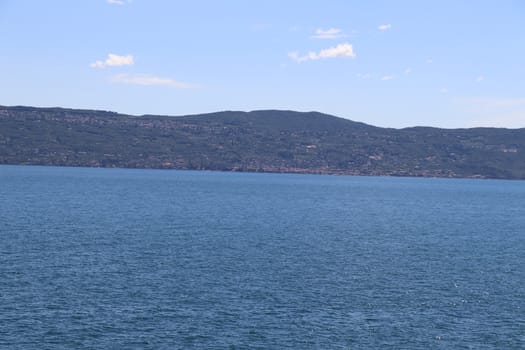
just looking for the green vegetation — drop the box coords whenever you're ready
[1,105,524,179]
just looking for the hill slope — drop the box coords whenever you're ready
[1,105,524,179]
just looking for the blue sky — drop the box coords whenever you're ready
[1,0,524,128]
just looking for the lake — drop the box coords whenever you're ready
[1,165,524,349]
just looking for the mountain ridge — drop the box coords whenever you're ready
[1,105,524,179]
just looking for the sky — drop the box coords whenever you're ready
[1,0,524,128]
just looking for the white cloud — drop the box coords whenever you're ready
[107,0,129,5]
[378,24,392,31]
[111,73,196,88]
[440,88,449,94]
[287,52,302,62]
[288,43,356,62]
[404,67,412,74]
[426,58,433,64]
[476,75,485,82]
[91,54,134,68]
[311,28,343,39]
[381,75,395,81]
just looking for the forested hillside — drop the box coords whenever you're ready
[1,106,524,179]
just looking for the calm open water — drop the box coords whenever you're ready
[0,165,524,349]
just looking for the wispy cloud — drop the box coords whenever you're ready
[107,0,130,5]
[461,97,525,128]
[440,88,449,94]
[462,97,525,108]
[426,58,433,64]
[357,73,372,80]
[311,28,343,39]
[91,54,134,68]
[378,24,392,31]
[468,115,525,128]
[404,67,412,74]
[288,43,356,62]
[381,75,395,81]
[111,73,196,88]
[476,75,485,82]
[251,22,271,32]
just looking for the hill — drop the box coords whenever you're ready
[1,105,524,179]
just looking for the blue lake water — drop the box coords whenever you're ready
[1,165,524,349]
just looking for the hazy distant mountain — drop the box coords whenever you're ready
[1,105,524,179]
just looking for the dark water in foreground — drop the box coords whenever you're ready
[1,165,524,349]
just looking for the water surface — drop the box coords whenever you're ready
[1,165,524,349]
